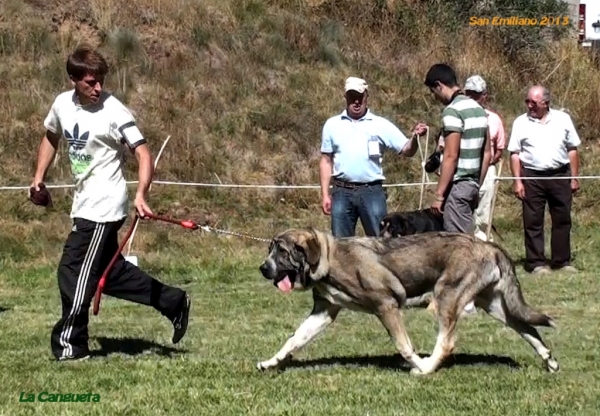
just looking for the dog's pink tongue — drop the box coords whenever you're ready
[277,276,292,293]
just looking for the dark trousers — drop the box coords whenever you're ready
[521,165,573,271]
[330,181,387,237]
[51,217,187,360]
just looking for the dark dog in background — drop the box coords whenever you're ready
[380,208,502,240]
[380,208,443,238]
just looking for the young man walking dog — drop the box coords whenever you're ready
[30,44,191,361]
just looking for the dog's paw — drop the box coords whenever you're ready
[410,367,432,376]
[409,357,437,376]
[256,358,282,371]
[544,356,560,373]
[257,354,293,372]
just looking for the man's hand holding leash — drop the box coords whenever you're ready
[412,122,428,137]
[134,193,154,219]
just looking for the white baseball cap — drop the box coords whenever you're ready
[345,77,368,94]
[464,75,487,93]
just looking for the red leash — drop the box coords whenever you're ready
[92,215,139,315]
[92,213,200,315]
[143,213,199,230]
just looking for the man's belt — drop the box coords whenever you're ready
[522,163,570,176]
[332,179,383,189]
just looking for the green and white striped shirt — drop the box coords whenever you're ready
[442,94,488,182]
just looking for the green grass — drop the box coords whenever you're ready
[2,217,600,415]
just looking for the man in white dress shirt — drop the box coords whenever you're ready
[507,85,580,274]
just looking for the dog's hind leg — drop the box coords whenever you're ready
[413,272,481,375]
[257,295,341,371]
[377,307,426,373]
[475,288,560,373]
[412,303,459,375]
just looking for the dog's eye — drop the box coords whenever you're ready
[278,247,288,258]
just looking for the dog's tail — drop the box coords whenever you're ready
[494,246,556,329]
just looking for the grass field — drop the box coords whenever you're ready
[2,199,600,416]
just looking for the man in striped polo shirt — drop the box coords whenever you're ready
[424,64,492,234]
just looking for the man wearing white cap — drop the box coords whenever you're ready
[463,75,506,242]
[319,76,427,237]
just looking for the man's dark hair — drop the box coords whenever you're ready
[66,43,109,80]
[424,64,458,89]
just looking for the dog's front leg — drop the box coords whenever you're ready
[257,297,341,371]
[378,307,426,373]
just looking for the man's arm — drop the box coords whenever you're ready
[110,102,155,216]
[479,128,492,186]
[319,153,333,199]
[506,117,524,184]
[434,132,460,200]
[491,116,506,164]
[564,113,581,182]
[319,120,335,199]
[568,147,580,193]
[33,130,61,185]
[399,134,419,157]
[509,151,526,199]
[510,152,521,180]
[133,143,154,201]
[380,119,421,157]
[568,147,579,177]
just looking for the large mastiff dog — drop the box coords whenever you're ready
[257,228,559,375]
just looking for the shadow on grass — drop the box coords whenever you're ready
[0,306,9,314]
[91,336,188,358]
[284,353,520,372]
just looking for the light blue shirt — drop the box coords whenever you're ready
[320,109,410,182]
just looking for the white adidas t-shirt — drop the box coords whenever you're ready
[44,90,146,223]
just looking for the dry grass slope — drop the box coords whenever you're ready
[1,0,600,256]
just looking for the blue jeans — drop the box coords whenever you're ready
[330,184,387,237]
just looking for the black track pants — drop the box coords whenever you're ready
[50,217,187,360]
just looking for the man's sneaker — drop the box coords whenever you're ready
[58,354,90,362]
[532,266,551,275]
[172,294,191,344]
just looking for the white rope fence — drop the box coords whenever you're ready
[1,129,593,191]
[0,175,597,192]
[0,176,597,191]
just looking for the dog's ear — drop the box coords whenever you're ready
[295,228,321,266]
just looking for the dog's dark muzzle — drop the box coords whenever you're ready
[259,262,275,280]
